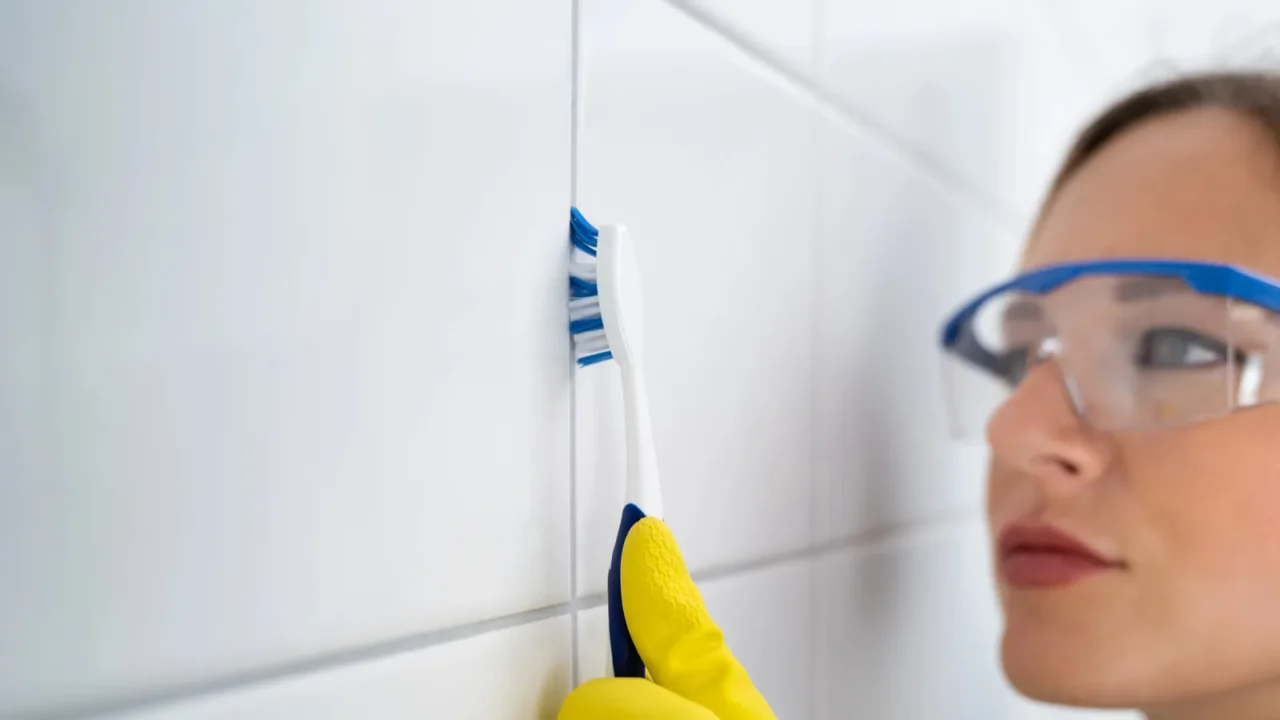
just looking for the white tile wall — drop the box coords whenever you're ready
[104,618,571,720]
[0,0,1229,718]
[0,0,571,716]
[574,0,820,593]
[818,0,1097,229]
[811,519,1006,718]
[1050,0,1280,96]
[812,109,1015,546]
[668,0,816,71]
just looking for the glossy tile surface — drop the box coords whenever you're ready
[811,520,1006,718]
[104,618,571,720]
[0,1,571,715]
[575,0,819,593]
[670,0,815,70]
[818,0,1096,223]
[812,117,1012,543]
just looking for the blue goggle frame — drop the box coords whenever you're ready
[940,258,1280,373]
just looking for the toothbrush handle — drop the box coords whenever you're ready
[609,361,661,677]
[621,362,663,519]
[607,502,648,678]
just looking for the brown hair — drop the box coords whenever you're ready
[1053,70,1280,191]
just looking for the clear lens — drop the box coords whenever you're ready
[941,273,1280,440]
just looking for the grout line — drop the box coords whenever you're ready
[574,590,609,611]
[569,510,982,612]
[33,512,981,720]
[23,602,579,720]
[693,510,982,584]
[809,0,824,76]
[568,0,582,206]
[657,0,1024,236]
[805,0,825,695]
[567,0,584,690]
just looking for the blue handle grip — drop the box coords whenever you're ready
[607,503,648,678]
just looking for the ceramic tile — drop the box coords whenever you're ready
[101,618,571,720]
[1047,0,1280,96]
[0,0,571,715]
[812,118,1014,543]
[671,0,816,70]
[1008,699,1141,720]
[810,519,1008,718]
[575,0,819,593]
[818,0,1099,223]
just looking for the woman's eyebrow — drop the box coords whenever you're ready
[1113,277,1192,302]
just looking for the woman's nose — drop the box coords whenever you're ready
[986,359,1113,493]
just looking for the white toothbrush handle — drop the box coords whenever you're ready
[604,358,661,680]
[595,221,662,679]
[621,359,663,519]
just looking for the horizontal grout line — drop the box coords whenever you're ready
[33,512,981,720]
[23,602,578,720]
[570,509,982,612]
[658,0,1026,236]
[699,509,984,581]
[576,591,608,611]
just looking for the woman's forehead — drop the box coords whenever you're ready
[1023,108,1280,275]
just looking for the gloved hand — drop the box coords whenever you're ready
[557,517,777,719]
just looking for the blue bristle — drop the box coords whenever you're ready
[570,207,599,257]
[569,275,597,298]
[569,316,604,335]
[569,206,610,368]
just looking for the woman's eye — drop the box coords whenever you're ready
[1135,328,1236,369]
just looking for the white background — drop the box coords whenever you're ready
[3,0,1273,717]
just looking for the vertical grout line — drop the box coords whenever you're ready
[567,0,583,691]
[569,0,582,206]
[809,0,823,76]
[807,85,823,720]
[808,5,825,716]
[814,0,824,712]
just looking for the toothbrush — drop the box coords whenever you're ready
[568,206,663,680]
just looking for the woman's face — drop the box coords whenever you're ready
[988,108,1280,715]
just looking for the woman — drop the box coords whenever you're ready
[558,70,1280,720]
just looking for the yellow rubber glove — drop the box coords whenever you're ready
[557,517,777,720]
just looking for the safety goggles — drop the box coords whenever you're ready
[939,259,1280,440]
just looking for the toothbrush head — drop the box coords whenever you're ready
[568,207,644,369]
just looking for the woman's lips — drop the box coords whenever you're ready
[997,523,1124,588]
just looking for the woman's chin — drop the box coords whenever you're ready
[999,623,1152,710]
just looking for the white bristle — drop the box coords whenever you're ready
[574,327,606,344]
[569,298,600,322]
[569,260,597,281]
[574,331,610,356]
